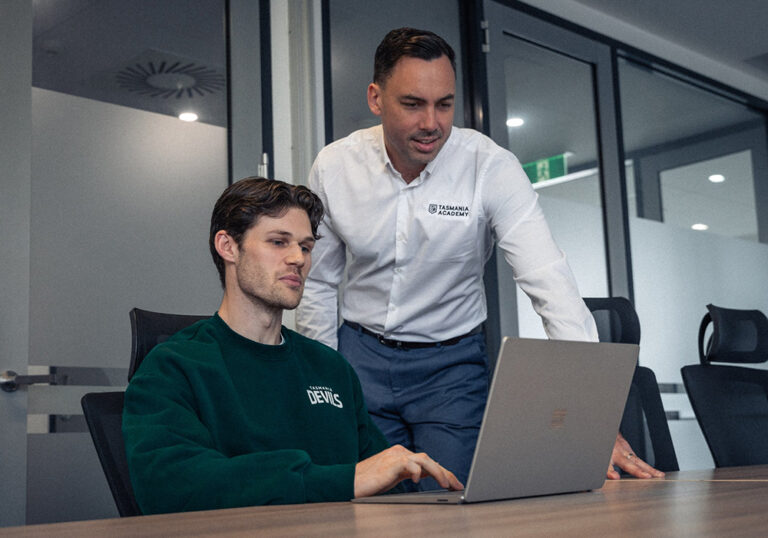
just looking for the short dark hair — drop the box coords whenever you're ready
[209,176,324,287]
[373,27,456,85]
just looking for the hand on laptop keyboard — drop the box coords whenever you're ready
[354,444,464,498]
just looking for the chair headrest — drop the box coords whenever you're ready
[698,304,768,365]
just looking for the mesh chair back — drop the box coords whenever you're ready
[682,304,768,467]
[129,308,208,381]
[584,297,679,471]
[81,391,141,517]
[698,304,768,364]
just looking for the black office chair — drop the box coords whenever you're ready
[129,307,208,380]
[81,391,141,517]
[681,304,768,467]
[584,297,679,472]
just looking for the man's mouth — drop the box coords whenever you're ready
[412,133,441,153]
[280,274,303,288]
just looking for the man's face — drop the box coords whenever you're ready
[368,55,455,181]
[231,207,315,311]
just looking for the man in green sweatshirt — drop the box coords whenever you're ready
[122,176,462,514]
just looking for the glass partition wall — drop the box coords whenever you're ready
[474,1,768,471]
[25,0,230,523]
[494,33,609,341]
[618,56,768,470]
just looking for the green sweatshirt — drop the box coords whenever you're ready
[123,314,390,514]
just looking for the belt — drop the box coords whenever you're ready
[344,320,482,350]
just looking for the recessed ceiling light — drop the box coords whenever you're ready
[179,112,198,122]
[691,223,709,231]
[708,174,725,183]
[506,117,524,128]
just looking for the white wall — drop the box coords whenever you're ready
[30,88,226,370]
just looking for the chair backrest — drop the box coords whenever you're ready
[129,307,208,381]
[584,296,640,346]
[81,391,141,517]
[682,304,768,467]
[584,297,679,471]
[697,304,768,365]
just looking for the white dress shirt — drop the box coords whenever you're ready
[296,125,598,348]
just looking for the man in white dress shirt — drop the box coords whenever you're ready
[296,27,662,488]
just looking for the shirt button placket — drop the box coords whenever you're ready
[387,187,409,332]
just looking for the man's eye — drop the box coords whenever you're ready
[439,102,453,109]
[271,240,285,246]
[402,102,418,108]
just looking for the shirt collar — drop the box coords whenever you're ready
[424,127,456,177]
[376,124,456,185]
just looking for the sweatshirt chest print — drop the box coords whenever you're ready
[427,201,470,218]
[306,385,344,408]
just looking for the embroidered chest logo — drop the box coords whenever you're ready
[306,385,344,408]
[427,202,470,217]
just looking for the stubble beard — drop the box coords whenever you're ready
[235,261,303,312]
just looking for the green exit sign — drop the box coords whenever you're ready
[522,154,568,184]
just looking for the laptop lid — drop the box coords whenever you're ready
[353,337,637,504]
[462,337,637,502]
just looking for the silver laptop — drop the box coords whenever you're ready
[353,337,638,504]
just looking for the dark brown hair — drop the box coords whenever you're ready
[373,27,456,85]
[209,176,324,286]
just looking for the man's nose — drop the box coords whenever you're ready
[286,244,306,265]
[420,106,438,131]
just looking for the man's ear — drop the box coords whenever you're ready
[214,230,238,263]
[367,82,383,116]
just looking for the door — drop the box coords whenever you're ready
[481,1,630,348]
[0,0,244,525]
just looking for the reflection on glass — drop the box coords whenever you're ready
[499,35,608,337]
[33,0,227,126]
[619,58,763,242]
[661,151,757,241]
[503,40,600,207]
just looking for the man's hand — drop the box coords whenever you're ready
[354,445,464,498]
[606,433,665,479]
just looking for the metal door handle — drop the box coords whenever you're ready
[0,370,66,392]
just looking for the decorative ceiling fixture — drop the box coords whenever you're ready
[116,60,225,98]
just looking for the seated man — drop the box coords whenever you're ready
[123,177,461,514]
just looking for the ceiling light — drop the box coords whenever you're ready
[691,223,709,231]
[178,112,198,122]
[506,117,524,128]
[708,174,725,183]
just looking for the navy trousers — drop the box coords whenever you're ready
[338,322,489,489]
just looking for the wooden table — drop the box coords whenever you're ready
[4,466,768,537]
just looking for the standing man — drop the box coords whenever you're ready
[123,177,461,514]
[296,28,661,487]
